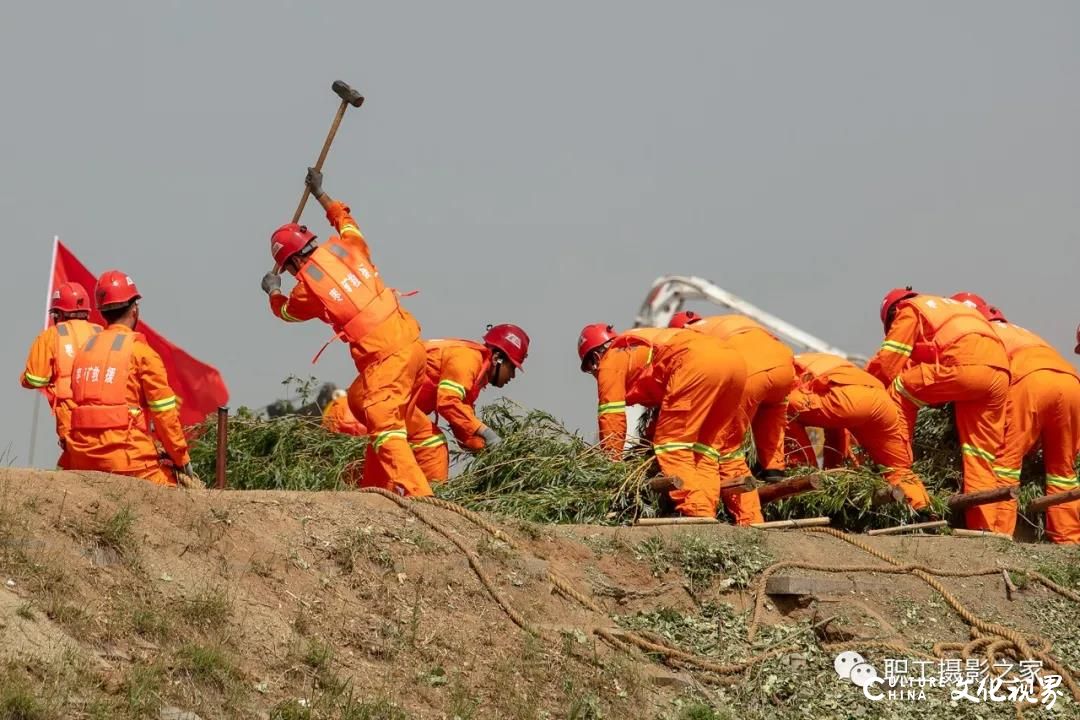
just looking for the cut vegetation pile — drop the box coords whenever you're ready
[189,396,1073,533]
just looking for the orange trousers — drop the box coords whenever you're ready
[53,402,73,469]
[742,364,796,472]
[660,345,762,524]
[407,407,451,483]
[349,340,432,498]
[890,364,1009,532]
[787,386,930,509]
[994,370,1080,544]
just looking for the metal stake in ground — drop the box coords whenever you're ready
[292,80,365,224]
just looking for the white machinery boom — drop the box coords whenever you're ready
[623,275,866,447]
[634,275,865,362]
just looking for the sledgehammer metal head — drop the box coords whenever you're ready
[332,80,364,107]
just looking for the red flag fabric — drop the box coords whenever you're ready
[49,239,229,428]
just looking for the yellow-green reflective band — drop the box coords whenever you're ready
[373,429,408,450]
[24,372,50,388]
[994,466,1022,480]
[438,380,467,399]
[881,340,913,356]
[411,435,447,449]
[340,223,362,238]
[598,401,626,415]
[961,443,995,463]
[148,396,178,413]
[892,377,926,408]
[280,303,301,323]
[1047,474,1079,490]
[653,442,694,455]
[691,442,719,460]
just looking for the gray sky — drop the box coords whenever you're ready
[3,1,1079,467]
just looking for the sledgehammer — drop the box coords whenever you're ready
[291,80,365,223]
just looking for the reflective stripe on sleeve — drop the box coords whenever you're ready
[880,340,913,356]
[147,396,178,413]
[598,401,626,415]
[24,372,50,388]
[438,380,467,400]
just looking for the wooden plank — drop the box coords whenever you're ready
[946,487,1017,513]
[952,529,1014,541]
[757,474,822,505]
[751,516,831,529]
[866,520,948,536]
[1026,487,1080,513]
[634,517,718,527]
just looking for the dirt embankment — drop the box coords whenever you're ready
[1,468,1078,720]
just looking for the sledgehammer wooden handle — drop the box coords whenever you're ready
[292,80,365,224]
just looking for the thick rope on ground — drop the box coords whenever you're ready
[358,487,535,635]
[798,526,1080,701]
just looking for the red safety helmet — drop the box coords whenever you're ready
[669,310,701,329]
[50,282,90,314]
[880,287,918,328]
[950,292,1006,323]
[577,323,617,371]
[483,323,530,369]
[95,270,141,311]
[270,223,317,271]
[950,291,989,310]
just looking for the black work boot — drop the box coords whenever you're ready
[758,469,786,484]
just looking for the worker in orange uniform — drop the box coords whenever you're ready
[21,282,102,467]
[322,389,368,436]
[670,312,795,482]
[65,271,195,487]
[867,288,1010,532]
[262,168,430,497]
[577,324,762,524]
[408,324,530,481]
[952,292,1080,544]
[785,353,931,509]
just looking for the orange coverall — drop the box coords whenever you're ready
[595,328,761,523]
[686,316,795,474]
[21,319,101,467]
[406,340,495,482]
[269,200,429,497]
[321,394,368,436]
[65,325,189,486]
[866,296,1010,532]
[990,322,1080,543]
[786,353,930,509]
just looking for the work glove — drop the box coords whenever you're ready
[176,463,205,490]
[476,426,501,449]
[305,167,324,197]
[261,271,282,295]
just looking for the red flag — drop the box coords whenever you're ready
[48,238,229,428]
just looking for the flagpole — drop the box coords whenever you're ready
[28,236,59,467]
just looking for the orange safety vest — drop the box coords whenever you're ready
[299,240,400,344]
[901,295,998,363]
[794,352,881,391]
[692,315,771,340]
[419,339,492,408]
[52,320,101,402]
[70,329,146,431]
[608,327,691,403]
[992,322,1079,381]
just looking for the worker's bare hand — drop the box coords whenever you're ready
[261,271,282,295]
[305,167,324,197]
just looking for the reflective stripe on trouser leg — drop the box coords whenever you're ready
[353,340,433,497]
[411,433,449,483]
